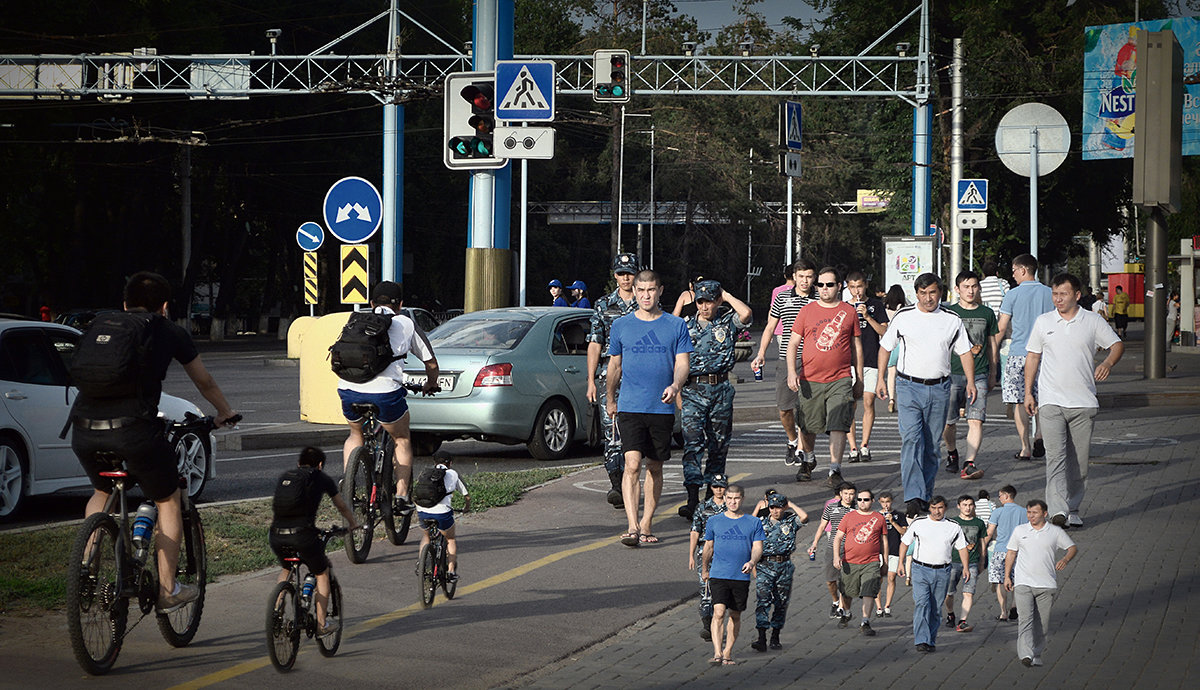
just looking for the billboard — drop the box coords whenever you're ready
[1082,17,1200,160]
[882,236,937,304]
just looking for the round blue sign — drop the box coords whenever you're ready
[323,176,383,243]
[296,222,324,251]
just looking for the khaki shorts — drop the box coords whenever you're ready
[775,360,800,410]
[839,561,883,598]
[797,377,854,434]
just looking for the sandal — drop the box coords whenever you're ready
[620,532,640,547]
[722,658,738,666]
[639,533,660,545]
[1013,452,1032,462]
[708,655,724,665]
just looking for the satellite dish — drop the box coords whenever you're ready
[995,102,1070,177]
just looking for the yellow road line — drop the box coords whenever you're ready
[169,470,751,689]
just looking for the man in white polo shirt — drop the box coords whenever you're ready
[876,273,975,518]
[896,496,969,654]
[1024,272,1123,529]
[1004,499,1078,667]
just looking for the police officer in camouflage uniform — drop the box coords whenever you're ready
[687,473,729,640]
[751,492,803,652]
[587,253,639,508]
[679,280,752,520]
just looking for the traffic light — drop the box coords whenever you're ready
[443,71,506,170]
[593,49,631,103]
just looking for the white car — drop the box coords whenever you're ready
[0,318,212,519]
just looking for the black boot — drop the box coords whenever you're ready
[769,629,781,650]
[606,471,624,509]
[751,627,768,652]
[678,485,700,520]
[700,616,712,641]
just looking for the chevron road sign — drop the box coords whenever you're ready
[340,245,369,304]
[304,252,318,305]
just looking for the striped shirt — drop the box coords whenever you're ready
[821,500,854,542]
[979,276,1010,314]
[974,499,994,525]
[769,287,814,360]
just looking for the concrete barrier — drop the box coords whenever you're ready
[286,315,317,359]
[298,312,352,424]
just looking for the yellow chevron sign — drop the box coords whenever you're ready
[341,245,369,304]
[303,252,318,305]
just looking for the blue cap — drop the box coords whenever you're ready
[694,280,721,302]
[548,279,563,288]
[767,493,787,508]
[569,280,587,291]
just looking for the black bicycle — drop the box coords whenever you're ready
[266,525,347,672]
[65,414,238,675]
[418,510,461,608]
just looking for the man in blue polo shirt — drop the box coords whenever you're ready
[997,254,1053,462]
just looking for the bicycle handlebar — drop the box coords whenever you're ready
[172,412,242,433]
[401,381,440,396]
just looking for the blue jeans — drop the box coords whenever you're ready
[911,562,951,647]
[897,377,951,503]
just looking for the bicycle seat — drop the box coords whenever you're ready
[350,402,381,417]
[93,451,129,476]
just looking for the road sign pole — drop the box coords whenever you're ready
[1030,127,1039,257]
[786,176,794,266]
[382,103,403,282]
[949,38,963,285]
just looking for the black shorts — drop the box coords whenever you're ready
[1114,313,1129,329]
[72,418,179,501]
[709,578,750,612]
[616,412,673,463]
[270,527,330,575]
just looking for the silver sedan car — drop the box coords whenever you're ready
[404,307,595,460]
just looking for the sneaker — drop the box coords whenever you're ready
[945,450,959,474]
[837,615,849,629]
[1050,513,1069,529]
[1009,606,1019,621]
[861,621,876,636]
[318,618,341,638]
[825,470,844,489]
[394,495,415,514]
[1021,657,1033,667]
[1032,438,1046,458]
[860,447,871,462]
[447,572,459,583]
[956,620,973,632]
[960,462,984,480]
[848,449,861,463]
[830,603,841,619]
[883,607,893,618]
[784,443,800,466]
[916,643,932,653]
[606,488,624,508]
[157,583,199,613]
[946,611,956,626]
[795,465,812,482]
[1068,513,1084,527]
[1031,656,1044,667]
[876,608,884,617]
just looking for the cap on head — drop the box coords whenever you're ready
[767,493,787,509]
[694,280,721,302]
[709,473,729,488]
[569,280,587,291]
[372,281,403,305]
[548,279,563,288]
[612,253,638,275]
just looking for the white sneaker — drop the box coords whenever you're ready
[1031,656,1044,666]
[1068,513,1083,527]
[860,447,871,462]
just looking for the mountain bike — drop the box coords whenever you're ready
[265,525,347,672]
[417,509,462,608]
[65,414,238,675]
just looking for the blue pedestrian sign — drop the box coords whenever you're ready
[780,100,802,151]
[495,61,556,122]
[956,179,988,211]
[323,176,382,244]
[295,222,325,251]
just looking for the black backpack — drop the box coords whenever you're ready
[329,311,399,384]
[412,465,449,508]
[273,467,315,520]
[70,310,156,403]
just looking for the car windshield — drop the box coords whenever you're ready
[428,317,534,350]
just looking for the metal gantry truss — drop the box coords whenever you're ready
[0,53,923,104]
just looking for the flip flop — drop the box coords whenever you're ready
[639,533,660,545]
[708,656,723,665]
[722,658,738,666]
[1013,452,1032,462]
[995,615,1009,621]
[620,532,640,547]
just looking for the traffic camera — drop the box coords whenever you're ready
[593,49,630,103]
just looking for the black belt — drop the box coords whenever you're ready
[688,373,728,385]
[913,560,951,570]
[761,554,791,563]
[75,417,138,431]
[897,372,950,386]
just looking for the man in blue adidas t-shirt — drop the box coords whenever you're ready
[702,484,764,665]
[607,269,693,547]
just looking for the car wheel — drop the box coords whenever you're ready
[411,432,443,457]
[528,399,574,461]
[175,431,211,501]
[0,438,28,520]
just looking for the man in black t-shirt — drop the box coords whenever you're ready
[71,271,238,613]
[876,492,908,617]
[845,272,888,463]
[270,447,359,636]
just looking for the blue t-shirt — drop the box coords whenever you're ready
[608,312,693,414]
[999,280,1053,355]
[552,296,569,307]
[987,502,1028,552]
[704,513,765,581]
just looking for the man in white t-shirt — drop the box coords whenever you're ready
[876,273,974,519]
[336,281,440,511]
[1024,273,1124,528]
[1004,499,1077,667]
[895,496,969,653]
[415,451,471,581]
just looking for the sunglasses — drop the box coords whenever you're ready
[856,497,872,502]
[815,282,839,288]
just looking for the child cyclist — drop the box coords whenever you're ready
[269,447,359,636]
[413,450,471,582]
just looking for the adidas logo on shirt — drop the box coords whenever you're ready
[630,331,668,354]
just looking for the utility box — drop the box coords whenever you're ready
[1132,30,1183,213]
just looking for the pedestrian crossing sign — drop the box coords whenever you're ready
[495,61,556,122]
[956,179,988,211]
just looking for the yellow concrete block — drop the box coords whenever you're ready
[299,311,353,424]
[286,316,317,359]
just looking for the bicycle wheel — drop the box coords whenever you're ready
[440,545,457,600]
[265,580,300,672]
[379,444,399,544]
[418,544,437,607]
[344,448,373,564]
[66,513,127,675]
[316,576,343,657]
[157,504,207,646]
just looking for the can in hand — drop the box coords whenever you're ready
[809,551,817,561]
[754,366,763,382]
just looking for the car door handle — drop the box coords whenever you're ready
[4,390,27,400]
[563,366,580,374]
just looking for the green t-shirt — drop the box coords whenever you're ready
[947,303,998,376]
[951,516,987,564]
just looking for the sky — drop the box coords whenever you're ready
[676,0,824,35]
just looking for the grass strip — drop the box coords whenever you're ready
[0,466,576,614]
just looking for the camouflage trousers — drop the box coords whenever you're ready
[695,544,713,619]
[595,375,623,476]
[755,559,795,630]
[681,380,734,488]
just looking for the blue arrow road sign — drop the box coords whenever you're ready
[783,100,802,151]
[323,176,382,243]
[495,61,555,122]
[956,179,988,211]
[296,222,324,251]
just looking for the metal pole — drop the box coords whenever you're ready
[641,0,648,56]
[786,176,793,266]
[747,229,753,300]
[649,124,655,269]
[617,105,625,250]
[470,0,497,252]
[520,154,528,306]
[1145,207,1167,377]
[1030,126,1039,257]
[381,0,403,281]
[969,228,975,270]
[949,38,964,284]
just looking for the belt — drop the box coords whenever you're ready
[761,554,791,563]
[74,417,138,431]
[688,373,728,385]
[272,527,306,535]
[896,372,950,386]
[913,560,951,570]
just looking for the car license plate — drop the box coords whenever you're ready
[406,373,456,391]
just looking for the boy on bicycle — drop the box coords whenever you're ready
[270,447,359,636]
[413,451,471,582]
